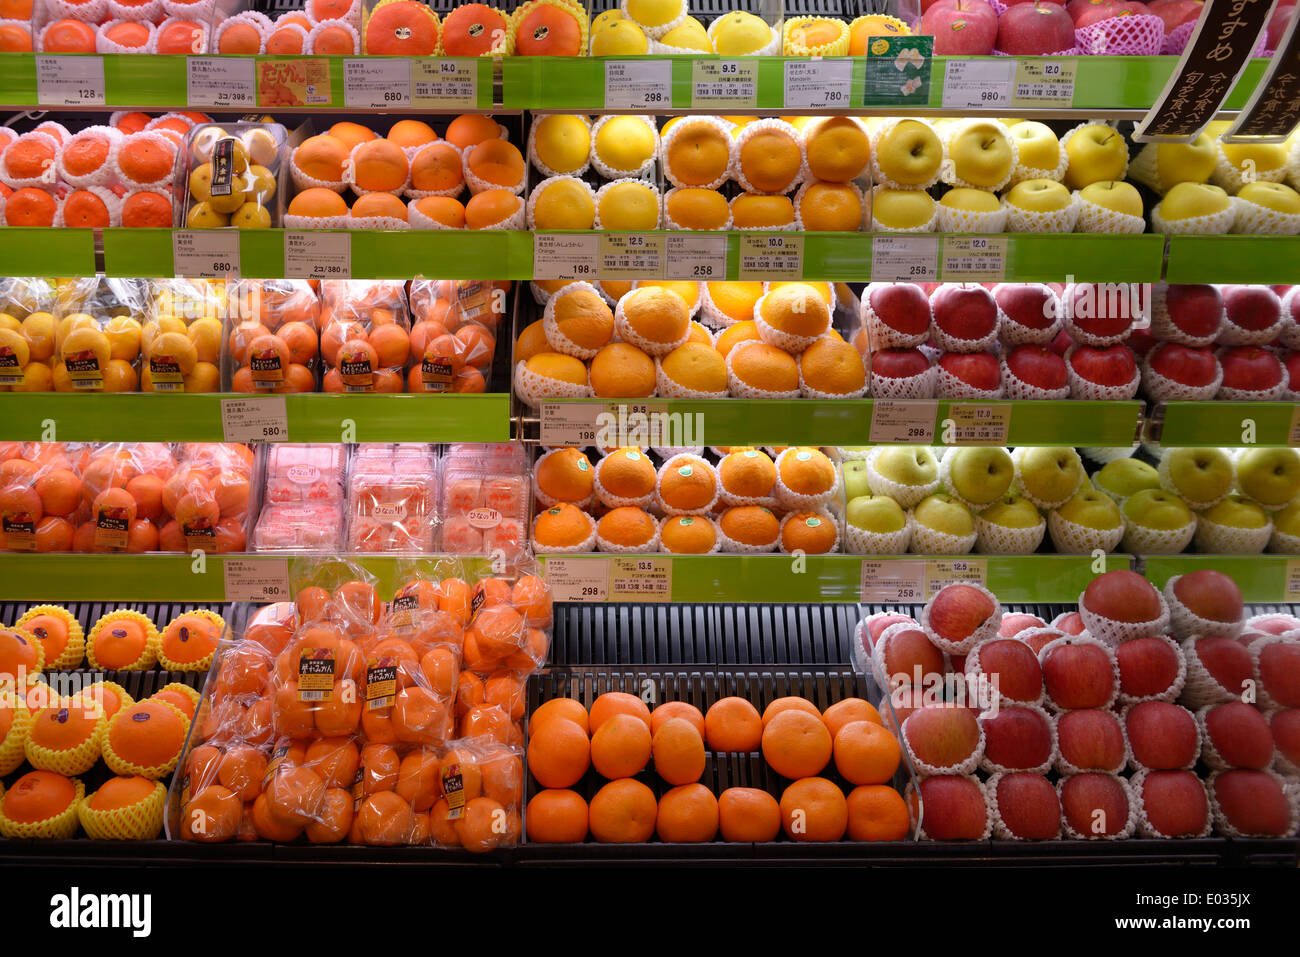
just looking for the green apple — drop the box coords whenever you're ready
[913,492,974,537]
[1201,494,1270,530]
[980,493,1043,530]
[940,188,1001,213]
[1005,179,1073,213]
[1157,182,1231,221]
[843,459,871,501]
[1064,123,1129,190]
[1236,181,1300,215]
[1017,447,1084,507]
[1094,458,1161,501]
[1162,447,1234,506]
[874,119,943,187]
[846,494,907,533]
[1274,499,1300,536]
[1056,489,1123,531]
[1236,447,1300,508]
[1079,181,1143,218]
[1122,488,1195,530]
[1008,121,1062,174]
[873,446,938,488]
[1130,134,1217,193]
[947,120,1015,189]
[946,446,1014,507]
[872,188,935,229]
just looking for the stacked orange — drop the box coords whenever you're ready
[526,692,908,843]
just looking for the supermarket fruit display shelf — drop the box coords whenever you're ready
[0,53,1271,119]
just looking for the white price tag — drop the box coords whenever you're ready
[870,399,938,444]
[665,233,729,280]
[343,58,410,108]
[861,559,926,604]
[532,233,599,281]
[544,556,610,603]
[187,57,256,109]
[35,55,105,106]
[173,230,240,279]
[737,234,804,280]
[284,231,351,279]
[783,58,852,110]
[539,401,602,447]
[871,235,939,282]
[605,59,672,110]
[412,59,478,109]
[692,59,758,108]
[221,396,289,443]
[942,58,1014,110]
[223,558,292,602]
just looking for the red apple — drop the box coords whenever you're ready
[931,283,999,345]
[1005,344,1069,391]
[867,283,931,338]
[1219,346,1285,393]
[1247,614,1300,635]
[1019,627,1067,655]
[1211,769,1293,835]
[1161,283,1223,341]
[1147,342,1220,387]
[1171,569,1243,624]
[1148,0,1204,33]
[997,1,1078,54]
[1203,701,1274,769]
[993,773,1061,840]
[994,283,1059,334]
[921,0,1000,55]
[1083,569,1162,623]
[1266,1,1296,48]
[1127,325,1158,360]
[1283,351,1300,391]
[903,706,982,770]
[866,612,917,645]
[1057,708,1127,770]
[1068,344,1138,387]
[1060,772,1130,837]
[1075,0,1152,27]
[999,613,1047,637]
[1053,611,1086,635]
[1042,640,1116,710]
[1138,770,1208,837]
[877,626,946,688]
[1258,638,1300,708]
[926,583,997,645]
[871,348,931,380]
[968,639,1043,703]
[1049,328,1074,356]
[1067,283,1141,343]
[1223,284,1283,332]
[910,775,988,840]
[1116,636,1182,700]
[982,707,1053,771]
[1126,701,1199,769]
[938,351,1001,391]
[1191,636,1254,698]
[1270,708,1300,769]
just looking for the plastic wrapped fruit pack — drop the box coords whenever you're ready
[318,279,410,393]
[251,444,347,553]
[347,443,440,552]
[441,442,529,556]
[141,278,225,393]
[182,122,288,230]
[158,442,255,554]
[37,277,152,394]
[225,278,321,394]
[171,559,551,848]
[406,279,507,394]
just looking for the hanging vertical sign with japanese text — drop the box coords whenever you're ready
[1223,3,1300,139]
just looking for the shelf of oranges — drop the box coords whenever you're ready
[0,52,1270,116]
[531,398,1143,449]
[1143,555,1300,604]
[0,393,512,444]
[538,553,1134,605]
[0,554,500,602]
[1149,402,1300,449]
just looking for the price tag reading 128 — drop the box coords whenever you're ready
[35,55,105,106]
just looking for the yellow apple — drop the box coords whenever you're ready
[940,188,1001,212]
[1130,134,1217,193]
[1079,180,1143,217]
[1157,182,1231,221]
[872,188,935,229]
[873,119,943,187]
[946,120,1015,189]
[1008,121,1063,175]
[1064,123,1129,190]
[1237,181,1300,214]
[1005,179,1073,213]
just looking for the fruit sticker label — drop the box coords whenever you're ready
[863,36,932,108]
[610,557,672,602]
[65,351,103,391]
[94,507,129,551]
[258,58,331,108]
[352,768,365,811]
[187,57,256,110]
[365,657,398,710]
[441,761,467,818]
[210,138,236,198]
[784,58,852,111]
[942,58,1013,111]
[183,522,216,554]
[338,347,376,392]
[249,347,284,387]
[263,744,291,790]
[149,355,185,391]
[860,559,926,604]
[692,59,759,109]
[1012,60,1076,109]
[0,350,22,387]
[468,507,501,530]
[2,516,36,552]
[605,59,672,111]
[298,648,336,701]
[420,353,454,392]
[389,593,419,630]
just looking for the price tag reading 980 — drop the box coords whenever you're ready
[942,59,1014,110]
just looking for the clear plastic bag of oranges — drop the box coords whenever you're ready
[0,279,58,393]
[140,278,225,393]
[224,278,321,394]
[427,735,524,850]
[406,279,507,394]
[0,442,86,553]
[50,277,146,394]
[318,279,410,393]
[156,442,254,554]
[66,441,179,554]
